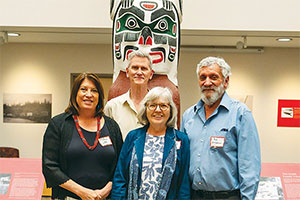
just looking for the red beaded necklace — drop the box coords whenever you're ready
[73,115,101,150]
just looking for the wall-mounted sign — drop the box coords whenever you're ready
[277,99,300,127]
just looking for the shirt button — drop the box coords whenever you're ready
[197,168,200,171]
[198,182,202,185]
[198,153,201,157]
[200,139,204,142]
[204,126,207,129]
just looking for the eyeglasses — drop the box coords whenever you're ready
[147,103,170,111]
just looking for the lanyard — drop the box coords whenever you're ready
[73,115,101,150]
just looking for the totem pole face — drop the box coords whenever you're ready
[111,0,182,85]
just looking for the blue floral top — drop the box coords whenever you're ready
[139,133,165,199]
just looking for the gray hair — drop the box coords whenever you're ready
[137,87,177,128]
[127,50,153,69]
[196,56,232,79]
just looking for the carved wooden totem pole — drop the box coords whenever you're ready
[109,0,183,125]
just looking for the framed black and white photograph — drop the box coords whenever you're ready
[3,93,52,123]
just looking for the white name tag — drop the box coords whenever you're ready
[176,140,181,150]
[98,136,112,147]
[210,136,225,148]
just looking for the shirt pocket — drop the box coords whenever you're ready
[210,127,236,153]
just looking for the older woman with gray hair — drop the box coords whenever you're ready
[111,87,190,200]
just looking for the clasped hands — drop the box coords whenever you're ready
[79,188,107,200]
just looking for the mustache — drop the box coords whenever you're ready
[201,86,217,91]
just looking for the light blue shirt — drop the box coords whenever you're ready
[181,92,261,200]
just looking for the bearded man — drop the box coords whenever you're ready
[180,57,261,200]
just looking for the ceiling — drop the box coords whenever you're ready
[0,26,299,50]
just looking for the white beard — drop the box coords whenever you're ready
[200,83,225,106]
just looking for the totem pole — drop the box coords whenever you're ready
[109,0,183,125]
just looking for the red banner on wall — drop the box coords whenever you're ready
[277,99,300,127]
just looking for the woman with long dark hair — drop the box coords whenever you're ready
[42,72,123,200]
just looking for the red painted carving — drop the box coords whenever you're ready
[117,21,120,31]
[115,43,120,50]
[173,24,176,35]
[170,47,176,53]
[138,36,144,45]
[126,50,133,60]
[149,52,164,64]
[145,36,153,45]
[141,3,157,10]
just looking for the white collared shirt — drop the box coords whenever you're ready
[104,90,143,140]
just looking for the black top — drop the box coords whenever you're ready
[60,124,116,199]
[42,112,123,199]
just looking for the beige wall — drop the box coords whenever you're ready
[1,0,299,31]
[0,43,299,163]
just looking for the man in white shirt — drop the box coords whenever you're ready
[104,51,154,140]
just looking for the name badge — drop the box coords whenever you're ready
[98,136,112,147]
[210,136,225,148]
[176,140,181,150]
